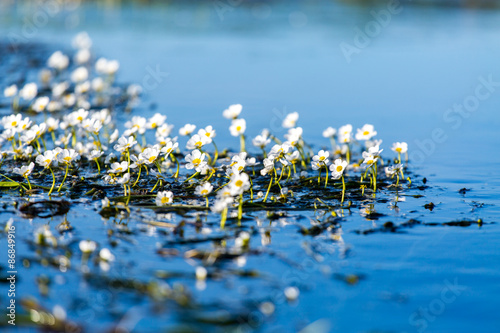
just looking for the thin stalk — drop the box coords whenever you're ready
[57,164,69,192]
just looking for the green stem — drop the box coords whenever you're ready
[133,165,142,187]
[57,164,69,192]
[341,175,346,204]
[48,167,56,196]
[212,141,219,166]
[240,134,246,153]
[263,175,273,203]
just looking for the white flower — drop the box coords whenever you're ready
[223,104,242,119]
[185,149,207,172]
[91,77,105,92]
[195,183,214,197]
[67,108,89,126]
[147,113,167,129]
[82,118,102,135]
[2,114,22,130]
[367,145,383,158]
[114,136,137,152]
[338,124,352,143]
[322,126,336,138]
[156,191,174,206]
[108,161,129,173]
[75,48,91,64]
[72,32,92,49]
[88,150,103,160]
[58,149,80,165]
[109,129,119,143]
[282,112,299,128]
[36,150,56,168]
[286,150,300,164]
[96,58,120,75]
[140,147,160,165]
[198,125,216,142]
[391,142,408,154]
[13,162,34,178]
[156,123,174,137]
[161,141,179,157]
[3,84,17,97]
[124,116,147,135]
[362,152,378,167]
[52,82,69,98]
[116,173,130,184]
[229,119,246,137]
[355,124,377,141]
[312,150,330,165]
[31,96,49,113]
[71,67,89,83]
[47,51,69,70]
[99,248,115,262]
[385,164,403,177]
[229,173,250,195]
[186,134,210,150]
[252,134,271,148]
[19,83,38,101]
[79,240,97,253]
[211,197,233,213]
[179,123,196,136]
[46,101,62,112]
[329,159,348,179]
[130,154,146,168]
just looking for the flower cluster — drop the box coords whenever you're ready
[1,32,410,230]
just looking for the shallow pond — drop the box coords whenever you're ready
[1,1,500,332]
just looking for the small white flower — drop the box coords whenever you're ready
[338,124,352,143]
[147,113,167,129]
[124,116,147,135]
[312,150,330,165]
[282,112,299,128]
[161,141,179,157]
[223,104,242,119]
[13,162,34,178]
[47,51,69,70]
[186,134,210,150]
[108,161,129,173]
[198,125,216,142]
[88,149,104,160]
[229,172,250,195]
[362,152,378,167]
[140,147,160,165]
[36,150,56,168]
[329,159,348,179]
[114,136,137,152]
[156,123,174,137]
[391,142,408,154]
[99,248,115,261]
[116,173,130,184]
[179,123,196,136]
[72,32,92,49]
[252,134,271,148]
[355,124,377,141]
[71,67,89,83]
[229,119,246,136]
[185,149,207,172]
[79,240,97,253]
[385,164,403,177]
[58,149,80,165]
[156,191,174,206]
[19,83,38,101]
[75,48,91,64]
[4,84,18,97]
[322,126,336,138]
[195,182,214,197]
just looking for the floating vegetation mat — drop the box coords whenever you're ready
[0,35,491,332]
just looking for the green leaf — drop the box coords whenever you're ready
[0,181,19,187]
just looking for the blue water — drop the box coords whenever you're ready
[1,1,500,332]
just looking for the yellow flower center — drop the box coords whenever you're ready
[117,167,122,171]
[195,141,202,147]
[149,156,156,163]
[235,180,243,187]
[336,165,343,172]
[151,123,157,128]
[236,126,242,131]
[201,189,208,195]
[77,116,83,121]
[363,130,369,136]
[238,166,243,171]
[12,121,17,126]
[64,156,71,162]
[319,156,325,161]
[192,158,201,165]
[45,159,51,164]
[161,197,170,204]
[166,148,172,153]
[395,147,402,153]
[205,132,211,137]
